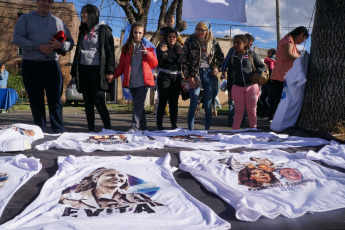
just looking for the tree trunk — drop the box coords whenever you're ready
[298,0,345,134]
[150,0,186,45]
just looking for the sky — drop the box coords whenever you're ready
[68,0,316,51]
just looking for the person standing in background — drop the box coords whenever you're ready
[71,4,114,132]
[13,0,74,133]
[258,48,276,119]
[227,34,266,130]
[179,21,224,130]
[0,63,9,88]
[156,28,182,130]
[113,22,158,132]
[268,26,309,120]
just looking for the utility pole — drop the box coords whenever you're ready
[276,0,281,43]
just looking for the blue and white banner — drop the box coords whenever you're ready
[182,0,247,23]
[121,22,133,100]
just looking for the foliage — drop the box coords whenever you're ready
[6,68,28,99]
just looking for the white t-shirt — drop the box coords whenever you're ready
[2,155,230,230]
[179,149,345,221]
[0,124,44,152]
[144,129,251,150]
[35,130,164,152]
[271,51,309,131]
[221,132,329,149]
[297,141,345,169]
[0,154,42,218]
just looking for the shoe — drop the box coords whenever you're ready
[127,128,138,132]
[156,126,164,131]
[267,116,273,123]
[171,125,177,130]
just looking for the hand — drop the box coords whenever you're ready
[160,44,168,52]
[228,93,232,101]
[212,67,219,76]
[250,73,260,84]
[48,37,63,50]
[187,77,198,89]
[139,44,148,55]
[38,44,54,55]
[106,74,113,83]
[176,46,182,55]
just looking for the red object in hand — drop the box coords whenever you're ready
[53,31,68,56]
[53,31,67,42]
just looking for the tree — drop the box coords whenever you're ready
[297,0,345,135]
[113,0,186,45]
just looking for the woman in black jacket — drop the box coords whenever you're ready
[71,4,115,132]
[156,28,183,130]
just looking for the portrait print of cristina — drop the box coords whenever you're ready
[238,166,281,188]
[59,167,164,210]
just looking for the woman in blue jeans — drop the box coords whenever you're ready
[179,21,224,130]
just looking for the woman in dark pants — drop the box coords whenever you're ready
[71,4,115,132]
[156,28,183,130]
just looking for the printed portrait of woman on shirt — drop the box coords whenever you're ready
[238,166,281,188]
[59,167,164,211]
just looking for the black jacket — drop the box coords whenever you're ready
[227,50,265,90]
[156,41,182,72]
[71,24,115,92]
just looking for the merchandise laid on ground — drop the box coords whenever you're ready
[0,124,345,230]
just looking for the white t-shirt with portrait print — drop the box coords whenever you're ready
[34,130,164,152]
[144,129,252,150]
[0,154,42,218]
[179,149,345,221]
[0,124,44,152]
[217,132,329,149]
[2,154,230,230]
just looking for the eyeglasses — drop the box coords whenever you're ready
[196,28,207,32]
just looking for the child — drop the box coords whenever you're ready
[159,14,184,46]
[112,22,158,132]
[226,34,265,130]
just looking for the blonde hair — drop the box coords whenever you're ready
[195,21,214,55]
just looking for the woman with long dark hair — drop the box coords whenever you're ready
[267,26,309,120]
[112,22,158,132]
[71,4,115,132]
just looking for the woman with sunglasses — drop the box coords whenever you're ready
[179,22,224,130]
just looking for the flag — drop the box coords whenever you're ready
[121,22,157,100]
[182,0,247,23]
[121,22,133,100]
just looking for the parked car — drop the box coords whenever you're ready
[65,80,83,106]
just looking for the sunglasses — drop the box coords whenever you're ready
[196,28,207,32]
